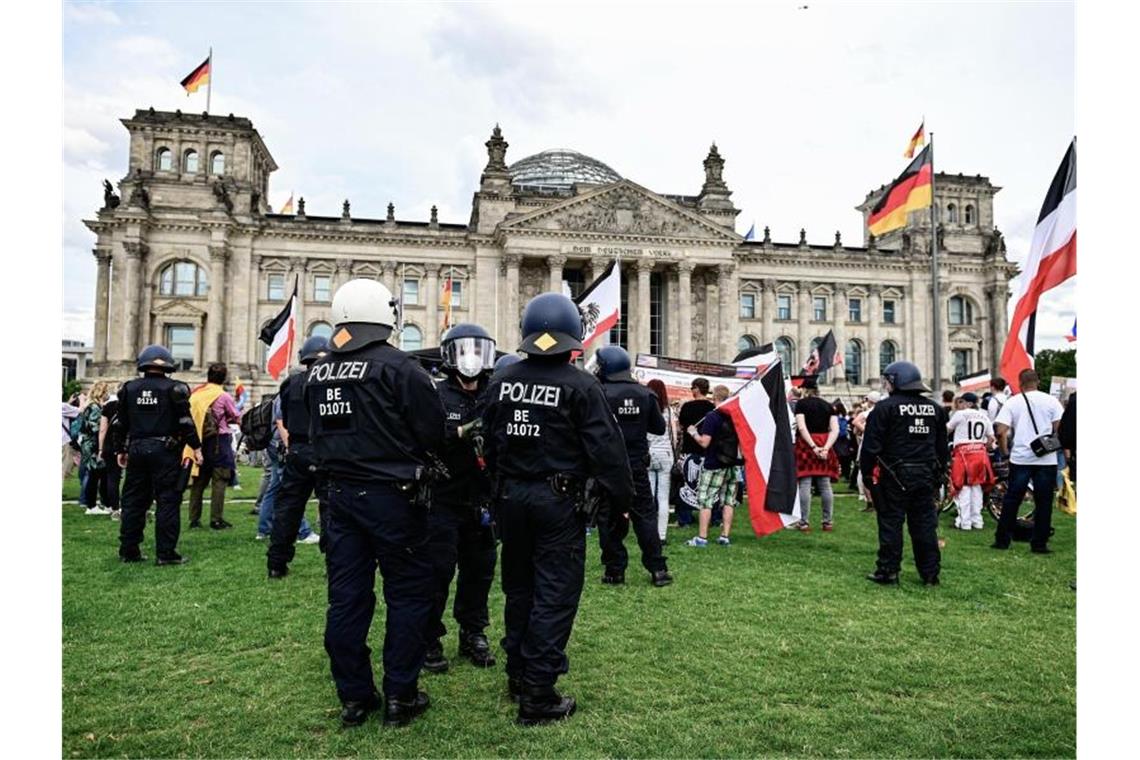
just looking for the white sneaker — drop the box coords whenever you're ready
[85,506,112,515]
[255,533,267,541]
[299,533,320,545]
[972,521,984,530]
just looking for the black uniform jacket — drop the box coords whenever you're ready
[279,368,313,441]
[113,375,201,452]
[305,339,446,484]
[433,373,490,508]
[600,371,666,464]
[859,390,950,481]
[482,357,634,505]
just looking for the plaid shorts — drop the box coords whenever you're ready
[697,465,741,510]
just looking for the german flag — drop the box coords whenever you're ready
[180,56,211,94]
[867,145,932,237]
[903,121,925,158]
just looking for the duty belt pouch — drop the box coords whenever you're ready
[896,462,937,490]
[1022,393,1062,457]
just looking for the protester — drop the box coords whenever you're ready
[1059,391,1076,483]
[685,385,741,547]
[98,388,124,520]
[946,392,995,530]
[852,391,880,509]
[646,378,676,543]
[983,377,1009,422]
[186,363,241,530]
[793,376,839,531]
[79,381,114,515]
[941,389,956,417]
[675,378,714,528]
[62,400,81,482]
[832,400,854,485]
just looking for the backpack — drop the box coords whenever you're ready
[66,415,84,451]
[713,411,745,467]
[240,394,277,451]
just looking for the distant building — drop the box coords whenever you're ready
[83,109,1016,396]
[62,340,92,383]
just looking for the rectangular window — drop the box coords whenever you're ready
[450,280,463,307]
[883,299,896,324]
[952,349,970,380]
[848,297,862,322]
[949,298,964,326]
[813,296,827,321]
[740,293,756,319]
[313,275,331,303]
[174,262,196,297]
[166,324,195,364]
[777,294,792,321]
[649,272,664,355]
[563,269,586,300]
[403,278,420,306]
[267,273,284,301]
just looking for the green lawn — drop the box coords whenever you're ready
[62,472,1075,758]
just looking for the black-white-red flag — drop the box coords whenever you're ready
[718,362,801,537]
[1000,139,1076,392]
[259,277,298,380]
[803,329,841,375]
[575,260,621,348]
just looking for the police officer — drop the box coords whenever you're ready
[305,279,447,728]
[266,334,329,580]
[593,346,672,587]
[422,323,499,673]
[491,352,522,377]
[859,360,950,586]
[483,292,634,726]
[112,344,203,565]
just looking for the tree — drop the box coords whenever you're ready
[62,378,83,402]
[1034,349,1076,389]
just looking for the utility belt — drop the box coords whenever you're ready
[877,458,941,493]
[127,435,181,452]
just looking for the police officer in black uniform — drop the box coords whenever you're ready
[422,322,499,673]
[305,278,447,728]
[859,360,950,586]
[593,345,672,587]
[266,334,330,579]
[112,344,203,565]
[483,292,634,726]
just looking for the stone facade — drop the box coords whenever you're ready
[84,109,1017,399]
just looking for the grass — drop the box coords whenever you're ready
[62,470,1075,758]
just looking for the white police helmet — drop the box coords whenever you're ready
[328,278,398,351]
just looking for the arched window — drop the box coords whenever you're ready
[184,149,199,173]
[158,260,208,297]
[965,204,975,224]
[308,321,332,340]
[210,151,225,175]
[156,147,173,172]
[736,334,759,353]
[879,340,897,375]
[948,295,974,326]
[400,324,423,351]
[845,340,863,385]
[947,203,958,223]
[775,337,795,376]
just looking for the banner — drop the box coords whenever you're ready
[632,353,751,403]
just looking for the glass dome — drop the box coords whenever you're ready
[508,149,621,191]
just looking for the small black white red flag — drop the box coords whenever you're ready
[259,277,298,380]
[803,329,841,375]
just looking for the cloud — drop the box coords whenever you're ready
[111,35,181,67]
[64,2,121,26]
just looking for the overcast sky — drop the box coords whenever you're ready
[62,0,1075,351]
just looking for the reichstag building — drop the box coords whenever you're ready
[84,109,1016,397]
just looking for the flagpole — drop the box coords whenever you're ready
[206,47,213,115]
[930,132,941,393]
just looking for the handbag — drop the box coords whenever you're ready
[1023,393,1063,457]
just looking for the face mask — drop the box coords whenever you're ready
[457,351,484,379]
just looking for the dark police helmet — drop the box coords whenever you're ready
[595,345,632,380]
[518,292,583,356]
[298,335,330,365]
[441,322,497,378]
[882,360,931,393]
[493,353,523,374]
[137,344,176,373]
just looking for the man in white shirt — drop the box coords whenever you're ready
[992,369,1065,553]
[946,393,995,530]
[984,377,1009,423]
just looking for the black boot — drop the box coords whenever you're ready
[458,629,496,668]
[601,571,625,585]
[517,684,576,726]
[384,689,430,727]
[507,677,523,703]
[268,566,288,580]
[340,691,382,727]
[651,569,673,587]
[423,642,449,674]
[866,569,899,585]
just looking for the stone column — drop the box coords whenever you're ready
[760,278,777,346]
[247,253,261,371]
[703,270,718,362]
[868,285,883,379]
[548,254,567,292]
[381,260,398,295]
[797,281,812,368]
[717,263,737,363]
[206,243,229,364]
[123,241,146,360]
[635,258,654,356]
[425,263,441,343]
[289,256,308,340]
[675,260,695,358]
[334,258,353,290]
[92,247,112,363]
[503,254,522,349]
[588,255,608,284]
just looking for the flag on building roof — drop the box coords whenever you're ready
[803,329,841,374]
[180,55,211,94]
[718,363,802,537]
[903,120,926,159]
[441,268,454,331]
[1065,318,1076,343]
[575,259,621,348]
[259,277,298,381]
[743,222,756,241]
[868,145,933,236]
[957,368,991,394]
[277,193,295,215]
[999,139,1077,392]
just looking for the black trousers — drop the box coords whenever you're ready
[323,480,434,702]
[597,466,666,575]
[425,501,497,643]
[994,463,1057,550]
[498,478,585,688]
[119,440,183,560]
[82,456,122,510]
[267,443,320,572]
[874,478,940,579]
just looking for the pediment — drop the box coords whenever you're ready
[153,299,207,318]
[499,180,740,242]
[948,325,982,342]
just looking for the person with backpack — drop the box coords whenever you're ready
[186,363,241,530]
[685,384,743,547]
[793,376,840,532]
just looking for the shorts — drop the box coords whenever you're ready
[697,466,740,511]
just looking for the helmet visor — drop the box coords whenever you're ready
[444,336,497,378]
